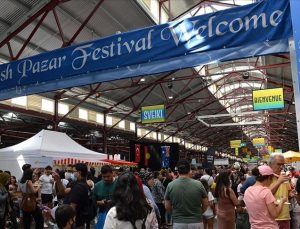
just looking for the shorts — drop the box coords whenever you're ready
[41,194,53,204]
[202,207,214,220]
[173,223,203,229]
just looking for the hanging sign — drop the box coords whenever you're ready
[252,138,265,146]
[252,88,284,111]
[230,140,241,148]
[268,146,274,153]
[243,158,250,162]
[235,148,239,156]
[0,0,292,100]
[141,105,166,124]
[214,158,229,166]
[263,155,270,161]
[203,147,215,169]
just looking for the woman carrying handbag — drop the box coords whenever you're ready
[19,167,44,229]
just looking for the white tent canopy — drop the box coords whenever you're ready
[0,129,107,178]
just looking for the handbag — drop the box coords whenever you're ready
[20,181,36,212]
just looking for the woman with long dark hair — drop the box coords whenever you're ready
[19,168,43,229]
[214,170,239,229]
[104,172,158,229]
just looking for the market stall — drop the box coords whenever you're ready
[101,159,138,167]
[0,129,107,178]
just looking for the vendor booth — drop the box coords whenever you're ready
[101,159,138,167]
[0,129,107,178]
[53,158,109,167]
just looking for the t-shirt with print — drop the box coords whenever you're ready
[152,179,165,204]
[164,177,207,224]
[244,185,278,229]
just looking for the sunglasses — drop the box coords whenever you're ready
[277,163,284,166]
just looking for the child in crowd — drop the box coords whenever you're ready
[200,179,215,229]
[55,205,76,229]
[237,175,246,199]
[236,197,250,229]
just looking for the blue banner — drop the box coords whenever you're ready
[0,0,292,100]
[290,0,300,90]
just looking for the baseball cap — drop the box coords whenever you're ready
[258,165,274,176]
[233,162,240,170]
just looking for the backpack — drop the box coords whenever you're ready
[85,192,98,222]
[20,181,36,212]
[78,183,97,222]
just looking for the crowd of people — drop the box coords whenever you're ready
[1,152,300,229]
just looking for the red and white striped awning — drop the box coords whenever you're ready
[53,158,110,166]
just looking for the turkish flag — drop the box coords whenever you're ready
[135,144,141,163]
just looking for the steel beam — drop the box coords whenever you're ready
[0,0,68,49]
[104,71,176,114]
[57,84,101,123]
[63,0,105,47]
[107,84,157,133]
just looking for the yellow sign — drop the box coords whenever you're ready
[252,88,284,111]
[252,138,265,146]
[268,146,274,153]
[243,158,250,162]
[263,155,270,161]
[230,140,241,148]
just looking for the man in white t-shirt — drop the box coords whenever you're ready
[39,165,54,227]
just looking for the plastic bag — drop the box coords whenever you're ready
[96,212,107,229]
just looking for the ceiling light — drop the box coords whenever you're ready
[3,112,17,119]
[47,124,53,130]
[58,122,67,127]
